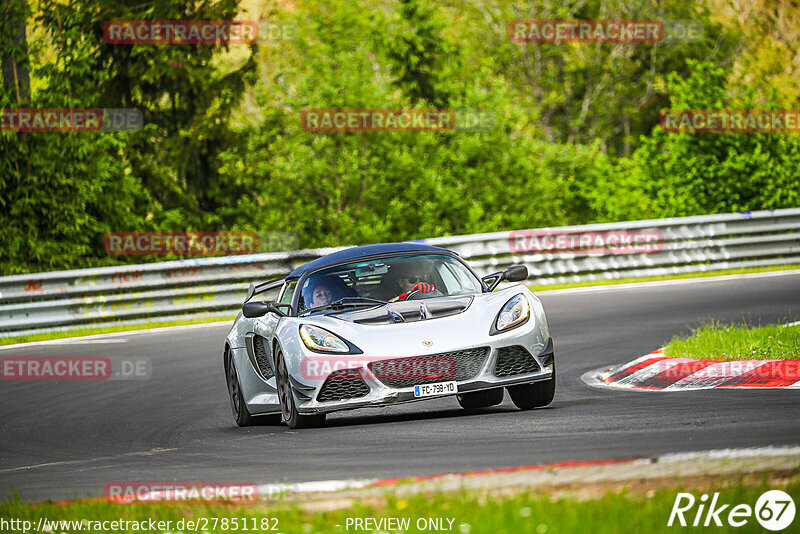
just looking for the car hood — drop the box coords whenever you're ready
[333,296,474,324]
[276,286,547,359]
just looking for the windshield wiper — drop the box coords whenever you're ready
[331,296,388,306]
[301,296,388,315]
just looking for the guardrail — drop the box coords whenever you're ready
[2,208,799,335]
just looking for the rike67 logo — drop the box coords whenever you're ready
[669,490,795,530]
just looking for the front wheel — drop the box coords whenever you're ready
[507,366,556,410]
[457,388,504,409]
[274,345,326,429]
[226,350,281,427]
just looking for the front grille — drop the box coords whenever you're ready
[253,336,274,379]
[317,368,371,402]
[493,345,540,377]
[368,347,490,389]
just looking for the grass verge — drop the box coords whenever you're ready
[527,263,800,292]
[0,315,237,347]
[1,474,797,533]
[663,320,800,360]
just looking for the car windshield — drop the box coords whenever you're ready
[297,254,482,314]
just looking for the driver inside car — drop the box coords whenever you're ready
[389,260,436,301]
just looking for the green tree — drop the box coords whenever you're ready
[0,0,149,274]
[632,60,800,216]
[218,0,620,248]
[459,0,742,156]
[38,0,258,227]
[383,0,458,107]
[0,0,256,273]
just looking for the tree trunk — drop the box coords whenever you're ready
[2,0,31,103]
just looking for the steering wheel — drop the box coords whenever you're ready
[404,288,444,301]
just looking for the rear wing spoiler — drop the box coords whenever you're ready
[244,277,287,303]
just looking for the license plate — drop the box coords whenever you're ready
[414,381,457,398]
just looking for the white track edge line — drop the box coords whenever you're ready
[0,321,234,351]
[538,269,800,295]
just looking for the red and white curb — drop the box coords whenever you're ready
[595,349,800,390]
[52,458,643,505]
[52,446,800,505]
[254,458,639,498]
[260,446,800,495]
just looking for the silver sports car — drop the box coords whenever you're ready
[224,243,555,428]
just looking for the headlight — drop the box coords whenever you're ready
[300,325,350,353]
[495,294,530,332]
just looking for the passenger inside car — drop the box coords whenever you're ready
[301,274,359,310]
[310,280,335,308]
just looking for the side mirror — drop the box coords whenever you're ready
[482,265,528,291]
[242,301,291,318]
[504,265,528,282]
[242,301,271,318]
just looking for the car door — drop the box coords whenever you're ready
[235,281,294,414]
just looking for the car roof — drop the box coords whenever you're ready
[287,242,452,279]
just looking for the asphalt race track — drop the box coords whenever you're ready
[1,272,799,502]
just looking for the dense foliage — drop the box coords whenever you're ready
[1,0,798,274]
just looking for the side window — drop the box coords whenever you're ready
[440,260,481,294]
[278,281,297,305]
[437,263,461,294]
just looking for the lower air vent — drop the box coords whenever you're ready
[317,368,371,402]
[493,346,541,377]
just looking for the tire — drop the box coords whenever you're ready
[225,350,281,427]
[273,344,326,429]
[507,366,556,410]
[457,388,504,409]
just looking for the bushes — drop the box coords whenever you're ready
[1,0,799,274]
[629,61,800,217]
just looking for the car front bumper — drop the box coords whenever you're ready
[294,338,555,415]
